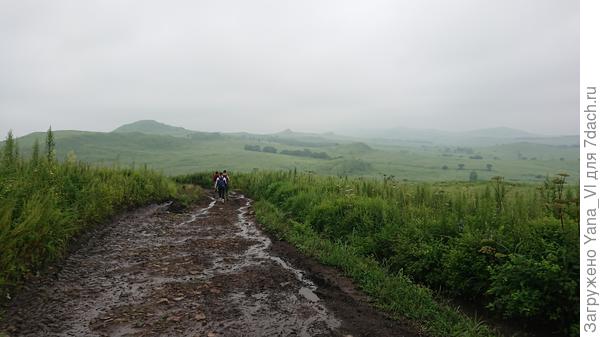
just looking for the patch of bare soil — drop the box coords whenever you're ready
[0,192,424,337]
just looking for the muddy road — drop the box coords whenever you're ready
[1,192,421,337]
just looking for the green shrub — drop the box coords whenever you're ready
[308,196,389,239]
[486,221,578,334]
[388,229,447,286]
[441,230,501,298]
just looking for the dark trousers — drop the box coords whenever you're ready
[218,187,225,199]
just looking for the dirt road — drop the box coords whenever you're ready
[1,192,421,337]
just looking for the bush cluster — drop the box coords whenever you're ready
[243,144,331,160]
[279,148,330,159]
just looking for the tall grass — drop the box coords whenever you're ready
[179,170,579,336]
[0,129,177,299]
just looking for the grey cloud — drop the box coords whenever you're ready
[0,0,579,137]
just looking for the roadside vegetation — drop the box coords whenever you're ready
[0,129,180,300]
[178,170,579,336]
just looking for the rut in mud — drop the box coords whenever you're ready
[1,192,422,337]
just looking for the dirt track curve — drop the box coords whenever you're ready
[1,192,422,337]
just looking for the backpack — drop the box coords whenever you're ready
[217,176,227,189]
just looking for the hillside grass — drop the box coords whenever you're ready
[12,128,578,182]
[0,130,184,301]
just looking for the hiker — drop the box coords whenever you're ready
[212,171,219,192]
[222,170,230,199]
[215,172,227,200]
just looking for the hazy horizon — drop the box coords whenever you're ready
[4,119,580,140]
[1,0,579,138]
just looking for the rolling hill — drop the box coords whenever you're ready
[113,120,199,137]
[5,120,579,181]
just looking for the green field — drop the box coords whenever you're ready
[9,120,578,182]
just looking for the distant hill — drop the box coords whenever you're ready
[461,127,536,139]
[346,126,576,147]
[336,142,374,155]
[513,135,578,146]
[263,129,343,147]
[113,120,198,137]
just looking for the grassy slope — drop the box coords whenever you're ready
[0,159,180,299]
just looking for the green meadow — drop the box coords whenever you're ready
[10,120,578,182]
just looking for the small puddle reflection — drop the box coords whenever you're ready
[175,199,217,227]
[299,287,320,302]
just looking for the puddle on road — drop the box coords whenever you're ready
[196,196,324,300]
[233,197,321,301]
[210,193,340,334]
[299,287,320,302]
[175,199,217,227]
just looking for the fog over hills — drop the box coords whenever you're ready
[103,120,578,147]
[344,125,577,147]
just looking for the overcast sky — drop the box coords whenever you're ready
[0,0,579,137]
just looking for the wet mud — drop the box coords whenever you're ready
[1,192,423,337]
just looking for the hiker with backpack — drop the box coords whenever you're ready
[212,171,219,193]
[215,172,228,200]
[222,170,230,199]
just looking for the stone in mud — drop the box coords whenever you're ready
[167,315,181,322]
